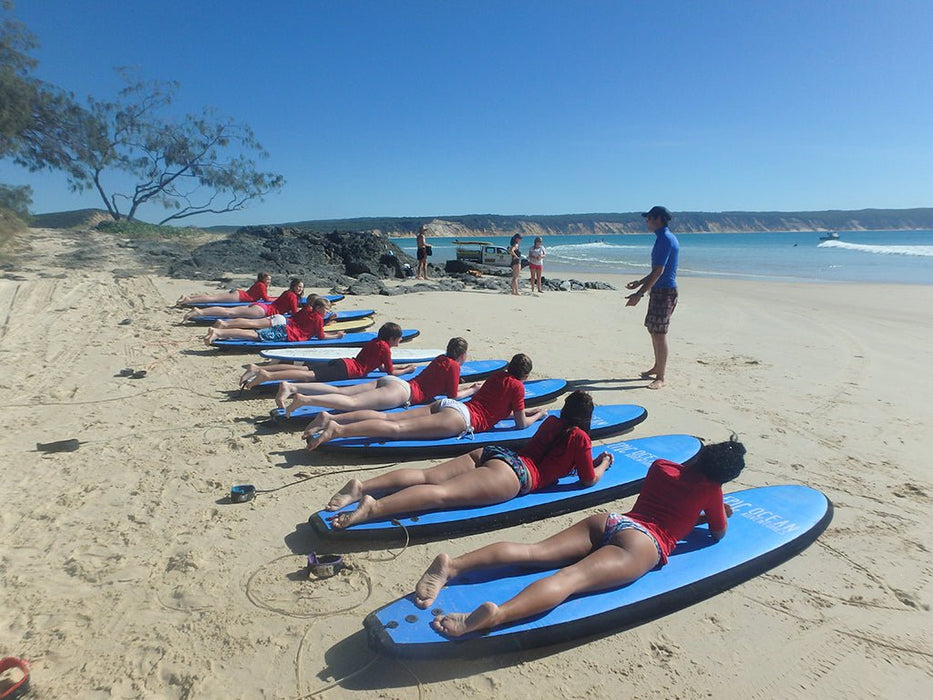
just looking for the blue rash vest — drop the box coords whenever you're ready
[651,226,680,289]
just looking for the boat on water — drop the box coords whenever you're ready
[819,231,840,241]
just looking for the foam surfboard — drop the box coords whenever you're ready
[316,404,648,458]
[311,434,702,543]
[251,359,508,391]
[261,347,447,364]
[273,378,568,423]
[211,329,420,351]
[364,484,833,658]
[188,309,375,325]
[188,293,345,308]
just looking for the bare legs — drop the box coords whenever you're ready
[530,267,543,293]
[420,513,660,636]
[282,379,408,417]
[202,327,260,347]
[304,403,468,450]
[644,332,669,389]
[184,304,266,321]
[212,317,274,331]
[176,291,240,306]
[510,266,520,295]
[326,451,521,529]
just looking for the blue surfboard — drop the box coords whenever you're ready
[211,328,420,351]
[260,346,445,364]
[188,293,344,308]
[364,484,833,658]
[311,434,701,543]
[251,359,508,391]
[316,404,648,458]
[188,308,375,324]
[273,378,568,422]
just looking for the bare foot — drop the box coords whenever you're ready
[305,420,338,450]
[326,478,364,511]
[275,381,299,408]
[331,494,377,529]
[302,411,332,438]
[176,296,190,307]
[431,601,499,637]
[184,309,199,322]
[202,330,216,347]
[415,553,454,608]
[640,369,658,379]
[647,378,665,390]
[286,392,319,418]
[240,364,260,385]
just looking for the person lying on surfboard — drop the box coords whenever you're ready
[200,293,333,334]
[324,390,612,529]
[202,297,344,346]
[415,435,746,637]
[304,353,547,450]
[176,272,272,307]
[183,278,304,322]
[277,336,476,417]
[238,322,416,390]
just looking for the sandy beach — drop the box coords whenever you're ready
[1,227,931,698]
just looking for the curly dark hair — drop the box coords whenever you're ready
[697,433,746,484]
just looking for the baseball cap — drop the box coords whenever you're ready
[641,206,672,222]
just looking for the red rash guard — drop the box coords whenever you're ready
[465,371,525,434]
[625,459,727,564]
[342,339,393,378]
[408,355,460,404]
[285,307,325,342]
[517,415,593,491]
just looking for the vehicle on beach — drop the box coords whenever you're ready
[452,240,513,267]
[819,231,840,241]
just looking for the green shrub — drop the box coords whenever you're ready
[95,219,205,238]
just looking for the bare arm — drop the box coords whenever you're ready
[391,364,416,376]
[512,406,548,429]
[456,382,482,399]
[580,452,613,487]
[625,265,665,306]
[322,330,346,340]
[697,502,733,540]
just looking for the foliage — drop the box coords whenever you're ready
[0,182,30,219]
[0,0,39,157]
[95,218,205,238]
[13,71,285,224]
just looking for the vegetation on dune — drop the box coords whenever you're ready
[0,2,284,226]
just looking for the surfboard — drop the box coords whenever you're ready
[311,434,701,543]
[273,378,568,422]
[260,347,446,364]
[211,329,420,351]
[251,359,509,391]
[364,484,833,658]
[187,308,375,324]
[188,293,345,308]
[316,404,648,458]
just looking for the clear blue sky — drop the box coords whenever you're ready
[2,0,931,226]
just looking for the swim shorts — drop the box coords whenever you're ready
[310,359,350,382]
[480,445,532,495]
[417,247,427,261]
[602,513,662,566]
[376,374,412,406]
[437,397,472,432]
[645,287,678,334]
[257,325,288,342]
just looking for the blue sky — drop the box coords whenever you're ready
[2,0,931,226]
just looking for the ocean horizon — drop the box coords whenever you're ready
[401,230,933,285]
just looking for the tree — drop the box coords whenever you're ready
[0,0,38,157]
[14,72,285,224]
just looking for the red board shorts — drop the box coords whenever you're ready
[645,287,678,334]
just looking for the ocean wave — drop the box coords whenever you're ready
[819,241,933,257]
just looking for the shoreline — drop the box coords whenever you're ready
[1,228,930,697]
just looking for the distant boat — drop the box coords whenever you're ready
[819,231,840,241]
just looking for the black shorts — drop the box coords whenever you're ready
[417,247,427,261]
[309,359,350,382]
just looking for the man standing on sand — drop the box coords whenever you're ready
[625,205,679,390]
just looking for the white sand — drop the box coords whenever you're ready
[1,227,930,697]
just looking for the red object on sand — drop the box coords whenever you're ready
[0,657,29,700]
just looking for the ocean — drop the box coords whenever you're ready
[402,230,933,285]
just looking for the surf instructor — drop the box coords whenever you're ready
[625,205,679,390]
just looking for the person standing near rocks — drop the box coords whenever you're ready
[625,206,679,390]
[508,233,523,295]
[416,225,430,280]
